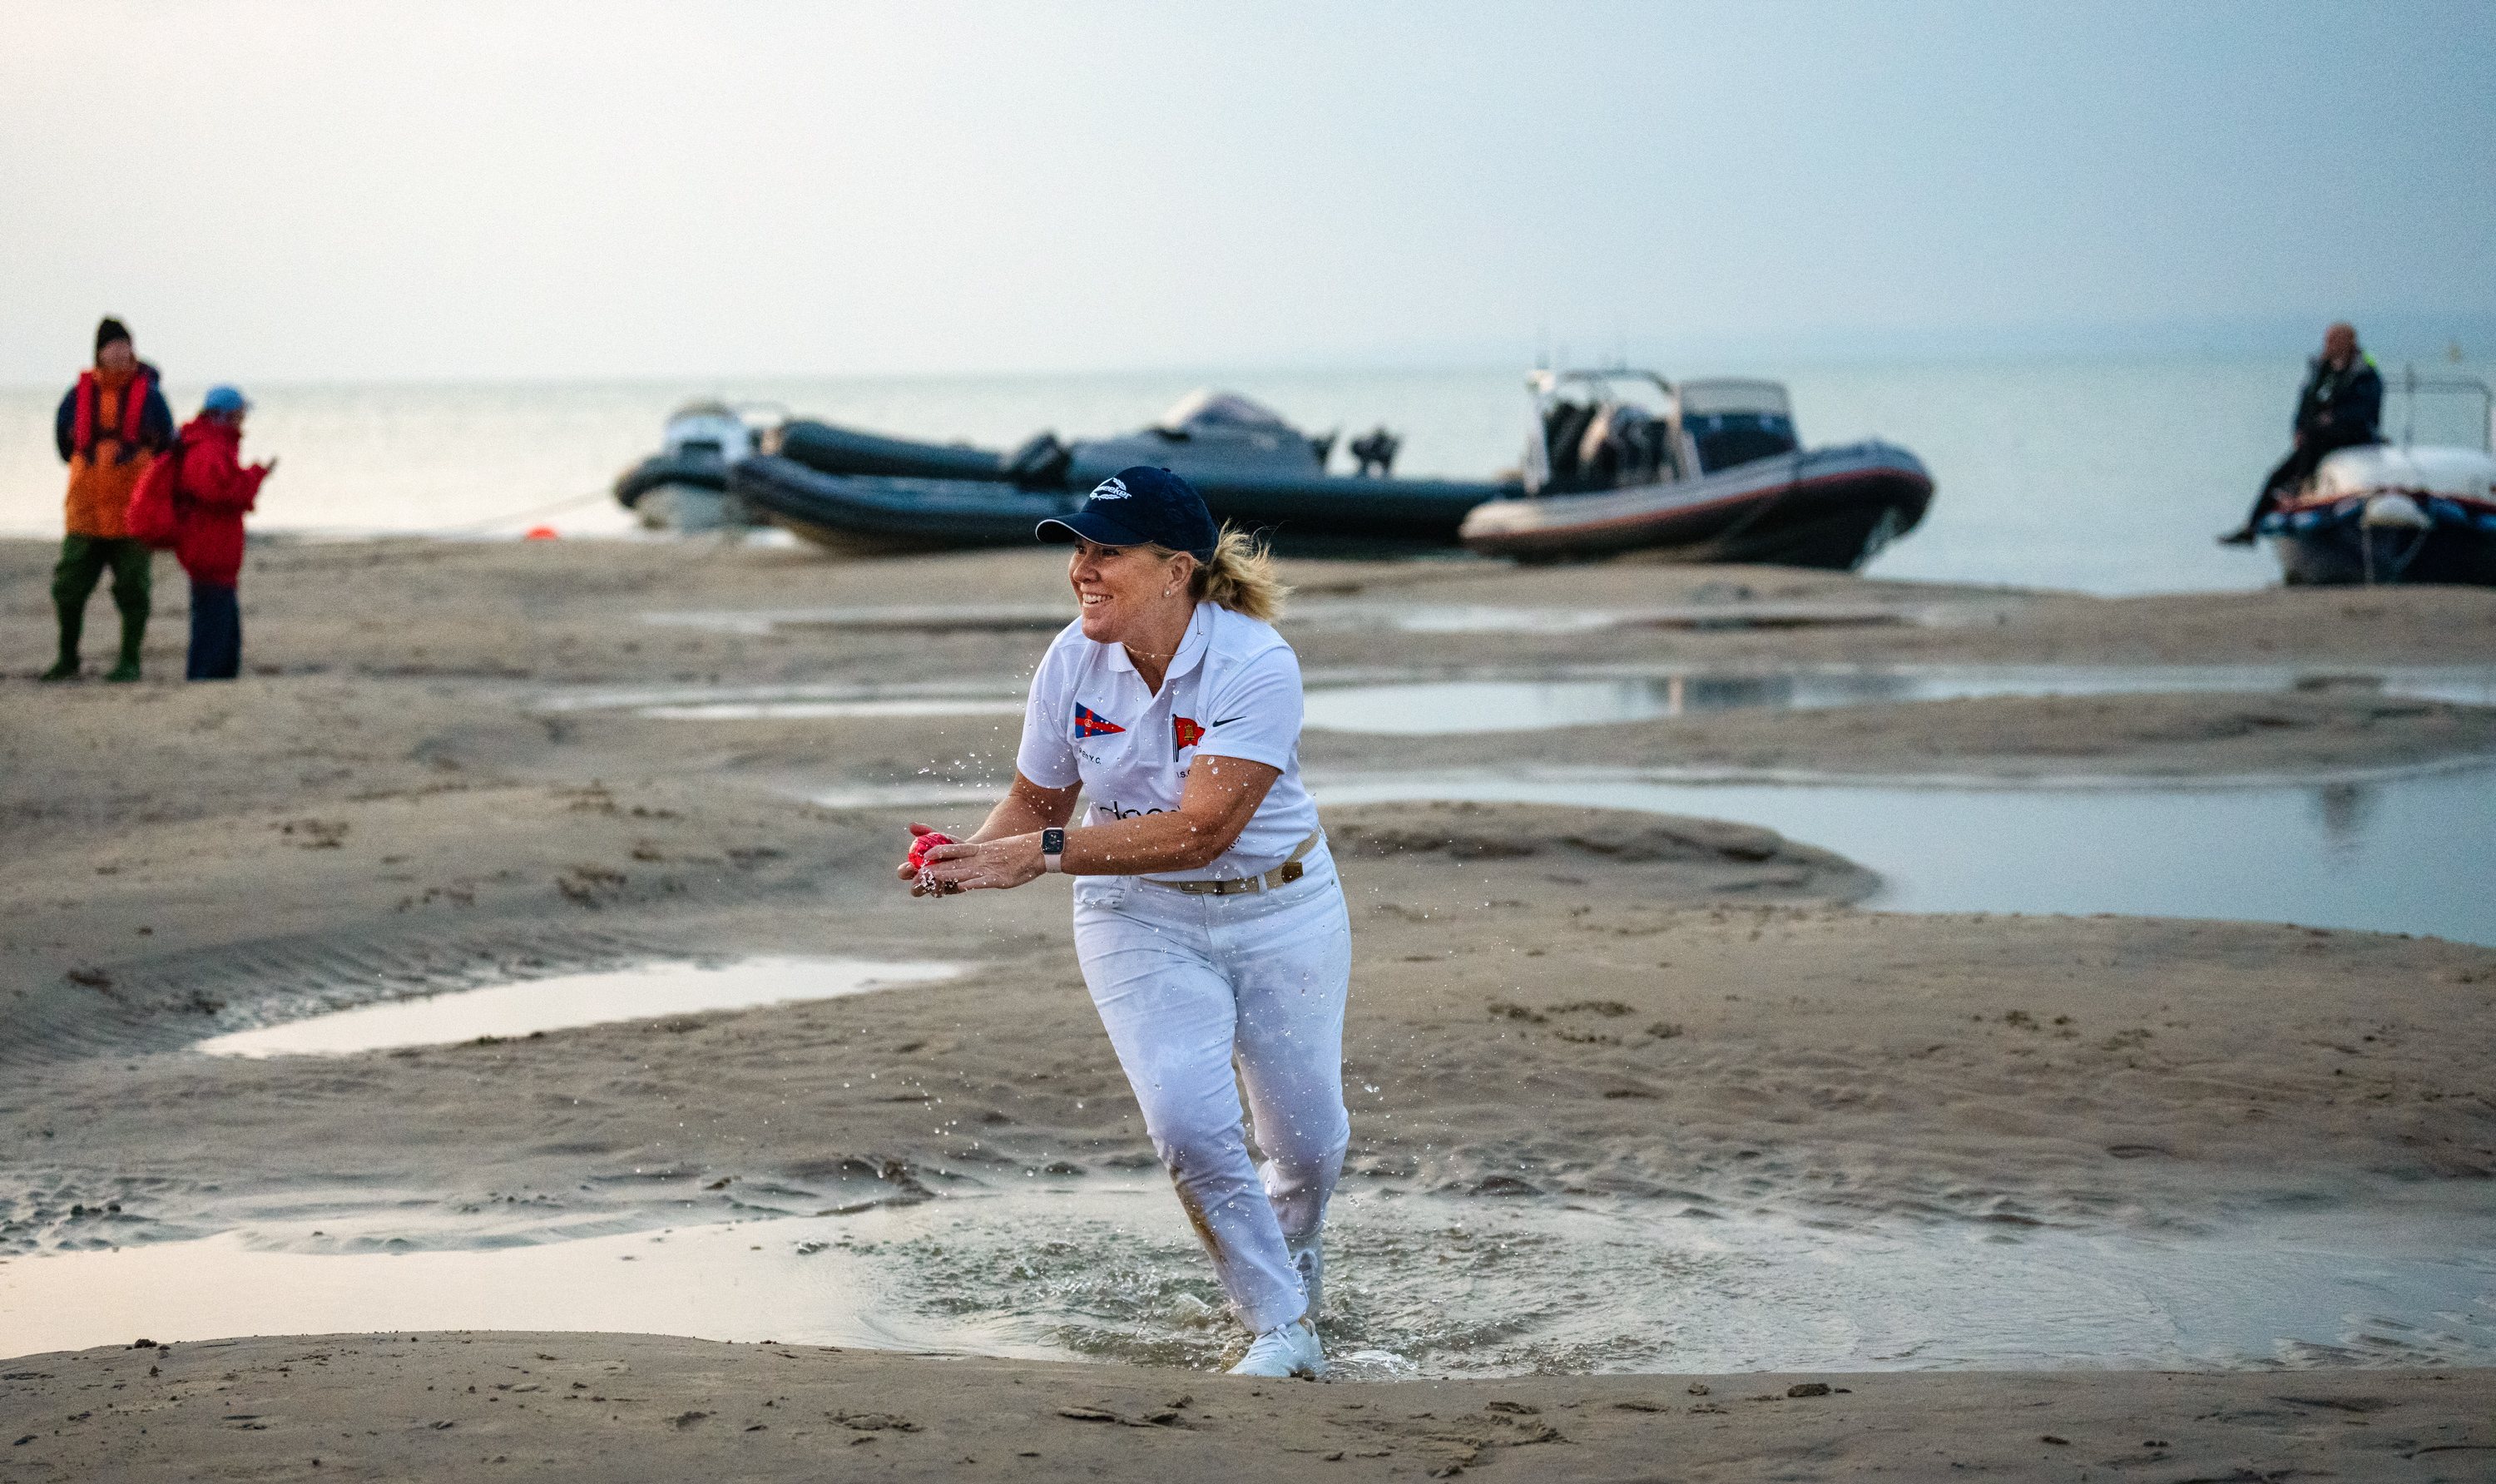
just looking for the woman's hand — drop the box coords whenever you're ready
[917,832,1044,894]
[891,759,1280,896]
[893,779,1077,897]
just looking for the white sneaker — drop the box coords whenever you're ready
[1226,1317,1325,1378]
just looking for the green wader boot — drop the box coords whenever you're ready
[102,537,153,682]
[41,598,82,681]
[46,536,153,682]
[44,536,103,682]
[106,607,147,682]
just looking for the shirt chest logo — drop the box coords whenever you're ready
[1073,704,1127,739]
[1172,716,1204,749]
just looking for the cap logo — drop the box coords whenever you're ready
[1089,476,1132,501]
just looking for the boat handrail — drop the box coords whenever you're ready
[2392,364,2494,453]
[1528,367,1675,403]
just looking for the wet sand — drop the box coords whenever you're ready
[7,1333,2492,1482]
[5,536,2495,1478]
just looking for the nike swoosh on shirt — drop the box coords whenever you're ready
[1211,715,1250,727]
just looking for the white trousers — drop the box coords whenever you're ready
[1071,845,1352,1333]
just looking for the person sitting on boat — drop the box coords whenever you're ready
[2220,322,2382,545]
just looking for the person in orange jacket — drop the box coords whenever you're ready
[44,318,175,681]
[171,387,276,680]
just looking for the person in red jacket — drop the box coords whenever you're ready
[171,386,277,680]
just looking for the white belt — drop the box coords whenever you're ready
[1141,829,1324,896]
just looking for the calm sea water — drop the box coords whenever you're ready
[3,359,2486,594]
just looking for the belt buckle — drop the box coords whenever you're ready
[1278,862,1303,883]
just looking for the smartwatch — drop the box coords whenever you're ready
[1040,827,1066,873]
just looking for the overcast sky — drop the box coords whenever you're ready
[4,0,2490,383]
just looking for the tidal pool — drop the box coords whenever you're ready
[1298,663,2496,735]
[537,663,2496,731]
[629,598,2014,639]
[6,1188,2489,1376]
[532,679,1027,716]
[1313,764,2496,946]
[641,698,1026,720]
[196,957,968,1057]
[804,764,2496,946]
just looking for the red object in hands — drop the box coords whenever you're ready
[905,832,954,872]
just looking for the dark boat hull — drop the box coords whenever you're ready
[772,416,1508,543]
[1458,442,1933,568]
[733,455,1512,552]
[1191,473,1508,544]
[775,420,1011,482]
[2264,495,2496,586]
[731,458,1082,552]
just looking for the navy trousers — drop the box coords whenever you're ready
[186,580,241,680]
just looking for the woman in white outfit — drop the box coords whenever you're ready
[902,465,1347,1379]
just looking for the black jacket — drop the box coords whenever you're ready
[2293,354,2382,453]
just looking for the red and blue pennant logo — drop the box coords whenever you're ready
[1073,704,1126,739]
[1172,716,1205,749]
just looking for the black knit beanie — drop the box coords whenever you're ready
[95,318,132,356]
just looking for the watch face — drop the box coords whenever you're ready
[1042,828,1065,854]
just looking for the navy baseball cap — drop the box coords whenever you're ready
[1036,466,1217,559]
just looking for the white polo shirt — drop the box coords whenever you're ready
[1016,601,1322,880]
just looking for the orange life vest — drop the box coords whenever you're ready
[72,368,158,463]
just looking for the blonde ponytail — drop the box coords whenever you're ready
[1186,525,1288,621]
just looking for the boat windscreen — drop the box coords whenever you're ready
[1676,379,1792,418]
[1678,380,1798,474]
[1158,389,1298,433]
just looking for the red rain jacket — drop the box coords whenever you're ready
[171,416,269,586]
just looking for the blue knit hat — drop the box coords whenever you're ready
[201,386,250,415]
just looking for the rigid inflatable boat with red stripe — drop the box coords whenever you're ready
[1458,370,1934,567]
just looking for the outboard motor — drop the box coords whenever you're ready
[617,400,760,531]
[1003,431,1073,488]
[1541,401,1595,487]
[1576,402,1673,489]
[1350,426,1400,477]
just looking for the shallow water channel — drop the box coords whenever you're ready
[535,661,2496,728]
[6,1184,2490,1375]
[193,957,966,1056]
[12,947,2493,1371]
